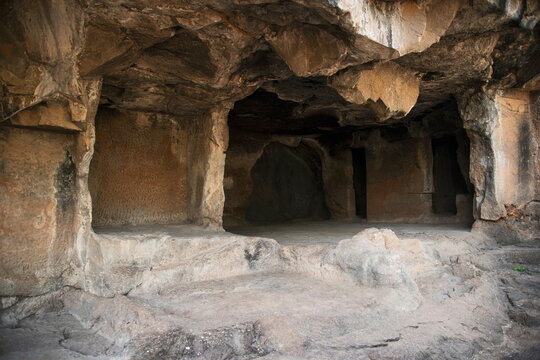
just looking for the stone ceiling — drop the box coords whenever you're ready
[1,0,539,130]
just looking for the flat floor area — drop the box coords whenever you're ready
[92,223,225,237]
[92,220,473,246]
[227,220,472,245]
[3,220,539,359]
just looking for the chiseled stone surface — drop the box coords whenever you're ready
[0,128,77,296]
[89,108,191,226]
[459,89,538,223]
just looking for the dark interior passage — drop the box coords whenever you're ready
[352,148,367,218]
[246,142,330,222]
[432,136,469,215]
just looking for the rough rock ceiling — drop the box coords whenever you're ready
[1,0,539,129]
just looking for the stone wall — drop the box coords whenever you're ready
[319,145,356,220]
[533,92,540,201]
[364,129,434,222]
[459,90,537,219]
[87,105,230,229]
[0,0,102,296]
[0,127,76,296]
[245,141,329,222]
[186,107,230,228]
[89,108,190,226]
[460,89,539,241]
[360,127,471,223]
[494,90,536,208]
[223,132,302,227]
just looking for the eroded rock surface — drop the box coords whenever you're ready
[2,225,538,359]
[329,62,420,121]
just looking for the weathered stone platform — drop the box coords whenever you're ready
[1,223,539,359]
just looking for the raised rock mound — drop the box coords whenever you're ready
[1,226,538,359]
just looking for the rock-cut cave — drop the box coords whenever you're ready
[0,0,539,359]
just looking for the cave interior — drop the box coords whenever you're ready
[1,0,539,358]
[89,83,474,232]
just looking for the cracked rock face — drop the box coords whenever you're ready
[329,61,420,121]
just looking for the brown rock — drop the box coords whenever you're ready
[266,24,349,77]
[329,62,420,121]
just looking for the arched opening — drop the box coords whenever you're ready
[246,142,330,222]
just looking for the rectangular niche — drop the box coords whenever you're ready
[352,147,367,219]
[89,108,189,226]
[432,135,469,216]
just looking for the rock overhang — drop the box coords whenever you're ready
[2,0,537,130]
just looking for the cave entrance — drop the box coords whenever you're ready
[246,142,330,223]
[432,135,469,215]
[223,87,473,232]
[352,148,367,219]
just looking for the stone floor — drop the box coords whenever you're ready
[1,221,539,359]
[227,220,473,245]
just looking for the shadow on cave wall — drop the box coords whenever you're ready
[246,142,330,222]
[432,135,470,215]
[352,147,367,219]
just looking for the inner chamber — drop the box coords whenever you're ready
[223,87,474,228]
[246,142,329,222]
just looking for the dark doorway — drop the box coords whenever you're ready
[246,142,330,222]
[432,136,469,215]
[352,148,367,218]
